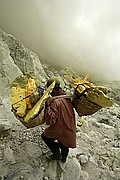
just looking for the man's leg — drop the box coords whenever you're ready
[58,141,69,163]
[41,132,61,160]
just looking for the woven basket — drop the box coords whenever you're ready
[12,108,45,128]
[73,95,102,116]
[11,80,55,128]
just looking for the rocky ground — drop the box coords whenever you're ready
[0,28,120,180]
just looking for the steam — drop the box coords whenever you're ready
[0,0,120,81]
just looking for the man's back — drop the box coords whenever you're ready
[44,97,76,148]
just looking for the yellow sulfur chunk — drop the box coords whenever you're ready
[77,117,84,126]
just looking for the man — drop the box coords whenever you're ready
[41,77,76,163]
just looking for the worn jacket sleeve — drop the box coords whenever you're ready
[44,99,59,125]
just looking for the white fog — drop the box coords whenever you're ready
[0,0,120,81]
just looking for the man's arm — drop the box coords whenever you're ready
[44,97,58,125]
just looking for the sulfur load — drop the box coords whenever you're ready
[63,68,114,116]
[11,72,55,128]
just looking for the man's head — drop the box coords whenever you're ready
[46,76,60,90]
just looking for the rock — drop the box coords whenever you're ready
[61,158,81,180]
[0,28,46,82]
[4,144,15,162]
[0,162,44,180]
[0,119,12,137]
[80,154,89,164]
[80,170,89,180]
[43,160,58,180]
[0,37,22,93]
[20,141,42,159]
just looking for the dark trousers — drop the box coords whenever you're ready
[41,132,69,159]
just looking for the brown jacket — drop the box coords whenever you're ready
[44,97,76,148]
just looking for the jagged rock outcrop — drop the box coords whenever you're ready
[0,35,22,93]
[0,28,120,180]
[0,28,46,81]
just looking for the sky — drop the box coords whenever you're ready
[0,0,120,81]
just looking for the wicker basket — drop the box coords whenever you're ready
[73,95,102,116]
[11,80,55,128]
[12,107,45,128]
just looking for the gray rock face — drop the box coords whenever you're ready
[61,158,81,180]
[0,119,12,137]
[0,162,44,180]
[0,27,120,180]
[0,28,46,84]
[0,36,22,93]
